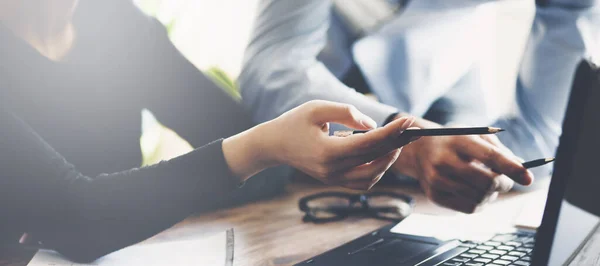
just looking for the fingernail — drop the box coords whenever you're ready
[399,117,416,134]
[368,176,383,190]
[361,116,378,129]
[368,181,379,190]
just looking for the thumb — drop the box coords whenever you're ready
[308,101,377,130]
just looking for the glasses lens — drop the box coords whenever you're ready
[305,196,351,219]
[368,195,412,219]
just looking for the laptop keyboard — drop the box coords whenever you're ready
[440,232,535,266]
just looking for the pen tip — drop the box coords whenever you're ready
[489,127,505,133]
[546,158,556,163]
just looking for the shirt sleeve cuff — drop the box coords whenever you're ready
[383,112,399,126]
[169,139,241,194]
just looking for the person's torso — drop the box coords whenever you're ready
[0,7,168,175]
[322,0,497,124]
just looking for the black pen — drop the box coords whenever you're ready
[523,158,555,169]
[334,127,505,137]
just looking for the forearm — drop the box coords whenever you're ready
[0,111,242,262]
[222,122,278,181]
[49,139,240,262]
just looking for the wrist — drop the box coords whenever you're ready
[248,121,282,168]
[222,123,279,182]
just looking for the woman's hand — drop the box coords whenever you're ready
[223,100,418,190]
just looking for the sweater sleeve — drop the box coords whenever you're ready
[0,110,239,262]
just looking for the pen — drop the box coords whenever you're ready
[522,158,555,169]
[334,127,505,137]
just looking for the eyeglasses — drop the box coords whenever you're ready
[299,191,415,223]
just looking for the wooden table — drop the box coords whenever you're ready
[0,180,553,266]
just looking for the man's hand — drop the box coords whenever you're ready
[391,115,534,213]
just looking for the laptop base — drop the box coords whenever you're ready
[295,224,535,266]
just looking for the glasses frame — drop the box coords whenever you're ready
[298,191,415,224]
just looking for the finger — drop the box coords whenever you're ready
[340,170,387,191]
[332,116,416,156]
[307,101,377,130]
[480,135,525,162]
[425,170,485,204]
[480,134,508,151]
[453,137,533,186]
[424,186,478,214]
[368,172,386,190]
[439,155,499,192]
[440,193,478,214]
[472,191,501,213]
[333,149,400,184]
[491,175,515,193]
[481,191,500,205]
[341,178,381,191]
[331,146,406,173]
[335,126,422,168]
[421,173,481,211]
[451,160,514,193]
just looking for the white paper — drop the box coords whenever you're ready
[512,189,548,230]
[391,213,515,242]
[391,185,550,242]
[27,231,229,266]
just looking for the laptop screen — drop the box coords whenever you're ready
[534,61,600,266]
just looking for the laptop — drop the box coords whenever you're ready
[296,61,600,266]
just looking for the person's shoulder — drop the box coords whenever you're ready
[75,0,144,21]
[72,0,169,60]
[74,0,158,37]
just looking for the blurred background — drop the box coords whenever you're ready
[133,0,535,165]
[134,0,533,111]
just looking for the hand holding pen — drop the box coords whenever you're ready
[334,127,504,137]
[335,124,552,213]
[335,126,554,169]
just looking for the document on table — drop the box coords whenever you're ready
[27,228,234,266]
[512,188,548,230]
[391,189,548,242]
[390,213,514,242]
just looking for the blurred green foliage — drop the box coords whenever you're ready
[135,0,241,166]
[205,67,241,101]
[135,0,241,101]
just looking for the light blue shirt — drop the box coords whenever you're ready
[239,0,600,177]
